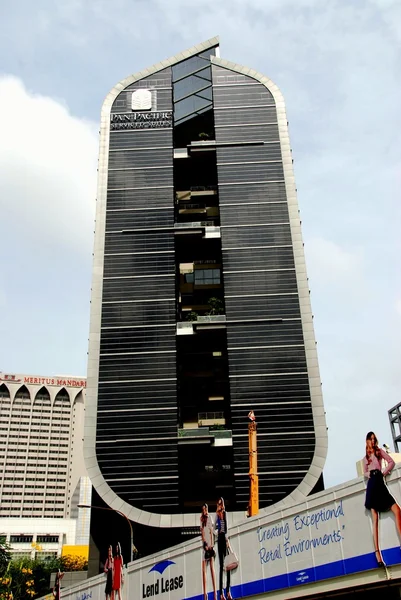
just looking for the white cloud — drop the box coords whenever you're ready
[0,76,97,255]
[305,238,364,286]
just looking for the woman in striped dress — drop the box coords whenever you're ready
[216,497,233,600]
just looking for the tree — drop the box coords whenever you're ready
[0,557,66,600]
[60,555,88,572]
[0,542,11,576]
[0,561,36,600]
[186,311,198,322]
[206,297,224,315]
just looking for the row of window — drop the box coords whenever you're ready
[0,533,60,544]
[3,445,69,451]
[0,508,64,513]
[3,461,68,466]
[1,492,66,497]
[3,470,63,475]
[2,484,66,489]
[1,500,65,505]
[3,449,69,454]
[3,438,70,443]
[0,392,71,402]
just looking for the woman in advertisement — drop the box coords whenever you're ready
[363,431,401,565]
[200,503,217,600]
[104,546,114,600]
[112,543,124,600]
[52,570,64,600]
[216,497,233,600]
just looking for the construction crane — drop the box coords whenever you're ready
[247,410,259,517]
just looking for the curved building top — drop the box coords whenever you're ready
[85,38,327,528]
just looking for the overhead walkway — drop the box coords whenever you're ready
[58,467,401,600]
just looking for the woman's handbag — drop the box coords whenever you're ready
[204,547,215,560]
[224,542,239,571]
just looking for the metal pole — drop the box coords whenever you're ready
[115,509,133,564]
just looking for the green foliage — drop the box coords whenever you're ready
[186,311,198,321]
[0,560,38,600]
[0,556,83,600]
[60,555,88,572]
[206,297,224,315]
[0,543,11,576]
[198,132,210,140]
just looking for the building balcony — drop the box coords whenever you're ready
[196,315,226,323]
[198,411,225,426]
[176,315,226,335]
[174,221,221,239]
[188,140,217,151]
[174,220,218,229]
[178,426,232,447]
[178,205,219,217]
[176,186,217,202]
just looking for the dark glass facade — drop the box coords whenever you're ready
[212,64,316,507]
[86,38,327,527]
[98,68,179,513]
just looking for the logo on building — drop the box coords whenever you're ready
[295,571,310,583]
[0,374,21,383]
[142,560,184,597]
[132,89,152,111]
[149,560,175,574]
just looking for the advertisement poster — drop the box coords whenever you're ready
[62,469,401,600]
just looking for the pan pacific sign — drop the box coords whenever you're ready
[110,111,172,130]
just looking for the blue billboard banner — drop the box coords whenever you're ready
[61,468,401,600]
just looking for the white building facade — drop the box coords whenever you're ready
[0,518,77,560]
[0,372,90,520]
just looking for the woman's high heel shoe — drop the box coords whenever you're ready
[375,549,384,567]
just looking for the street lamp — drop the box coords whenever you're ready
[77,504,134,563]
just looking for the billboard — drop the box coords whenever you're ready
[60,469,401,600]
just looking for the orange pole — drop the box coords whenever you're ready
[248,420,259,516]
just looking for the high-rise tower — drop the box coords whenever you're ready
[85,38,327,531]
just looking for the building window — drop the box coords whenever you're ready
[10,535,33,543]
[194,269,221,285]
[37,535,59,543]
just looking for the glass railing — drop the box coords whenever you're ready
[174,221,218,228]
[195,315,226,323]
[198,411,224,420]
[178,427,232,439]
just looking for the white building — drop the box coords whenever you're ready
[0,372,91,557]
[0,518,77,560]
[0,372,87,519]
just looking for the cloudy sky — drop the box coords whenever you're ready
[0,0,400,488]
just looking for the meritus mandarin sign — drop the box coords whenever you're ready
[0,373,86,388]
[110,112,172,130]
